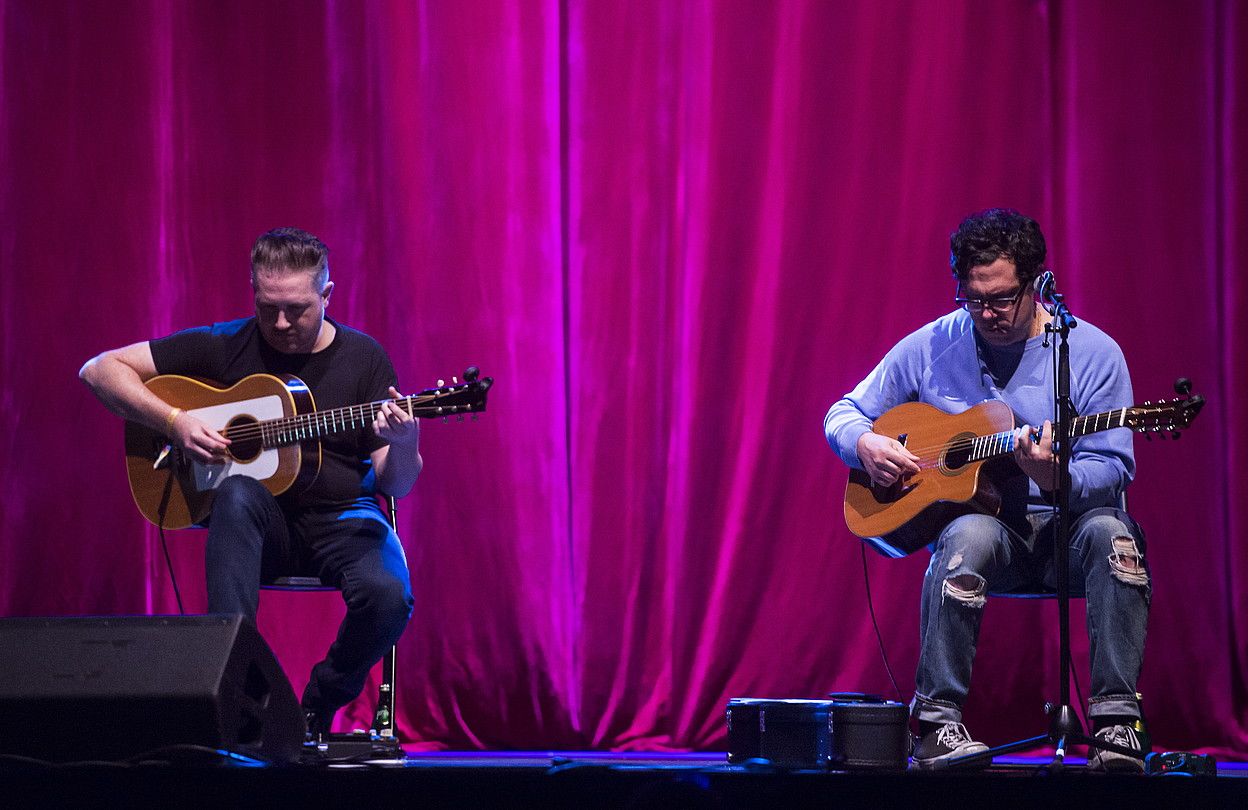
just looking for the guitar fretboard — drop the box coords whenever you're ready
[227,394,473,448]
[967,407,1129,462]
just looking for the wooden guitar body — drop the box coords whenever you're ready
[125,374,317,529]
[843,400,1015,558]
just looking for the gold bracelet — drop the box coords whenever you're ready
[164,406,182,435]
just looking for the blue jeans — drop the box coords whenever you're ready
[912,506,1150,726]
[205,476,414,715]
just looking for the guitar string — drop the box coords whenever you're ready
[221,404,462,443]
[884,403,1188,471]
[890,434,1027,472]
[904,431,1047,464]
[899,430,1034,466]
[215,399,430,442]
[886,407,1142,462]
[198,393,474,445]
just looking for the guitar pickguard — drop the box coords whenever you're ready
[186,394,285,492]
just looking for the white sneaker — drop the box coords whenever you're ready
[910,722,990,770]
[1088,724,1147,773]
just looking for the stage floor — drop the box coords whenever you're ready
[394,748,1248,772]
[5,748,1246,808]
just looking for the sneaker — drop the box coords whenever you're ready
[1088,724,1148,773]
[910,722,991,770]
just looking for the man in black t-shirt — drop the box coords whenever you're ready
[80,228,420,737]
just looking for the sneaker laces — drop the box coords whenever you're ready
[937,722,975,748]
[1096,724,1138,749]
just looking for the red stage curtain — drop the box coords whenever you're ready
[1,0,1243,755]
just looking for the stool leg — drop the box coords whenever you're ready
[370,645,397,738]
[369,496,400,741]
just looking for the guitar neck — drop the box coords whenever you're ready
[968,408,1129,462]
[248,394,467,448]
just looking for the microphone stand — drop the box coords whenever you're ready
[941,275,1143,771]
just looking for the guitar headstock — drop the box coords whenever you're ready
[411,366,494,419]
[1124,378,1205,439]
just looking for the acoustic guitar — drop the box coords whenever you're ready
[843,382,1204,558]
[125,367,492,529]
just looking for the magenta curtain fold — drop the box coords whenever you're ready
[1,0,1243,754]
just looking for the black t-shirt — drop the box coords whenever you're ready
[149,317,398,510]
[973,329,1027,390]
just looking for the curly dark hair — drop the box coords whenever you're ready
[949,208,1046,287]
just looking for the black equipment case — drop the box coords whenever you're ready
[726,694,910,770]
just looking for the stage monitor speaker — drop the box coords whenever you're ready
[0,614,305,763]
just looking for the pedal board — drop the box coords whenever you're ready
[302,731,405,763]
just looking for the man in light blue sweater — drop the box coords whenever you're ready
[825,209,1150,771]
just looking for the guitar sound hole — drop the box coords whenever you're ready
[226,416,262,462]
[941,432,975,473]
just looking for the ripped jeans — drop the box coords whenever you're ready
[912,507,1149,726]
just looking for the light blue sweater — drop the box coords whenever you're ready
[824,310,1135,515]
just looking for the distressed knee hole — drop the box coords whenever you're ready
[1108,536,1149,586]
[942,574,987,608]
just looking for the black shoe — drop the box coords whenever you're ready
[1088,724,1148,773]
[910,722,990,770]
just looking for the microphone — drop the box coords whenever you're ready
[1033,270,1055,299]
[1033,269,1076,328]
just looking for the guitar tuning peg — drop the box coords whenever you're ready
[453,376,459,384]
[437,379,446,387]
[457,414,465,422]
[442,416,449,424]
[1175,377,1192,395]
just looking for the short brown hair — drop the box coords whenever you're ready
[250,227,329,288]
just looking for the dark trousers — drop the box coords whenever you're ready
[205,475,414,715]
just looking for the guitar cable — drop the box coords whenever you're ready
[156,523,186,615]
[860,541,904,702]
[859,533,1089,723]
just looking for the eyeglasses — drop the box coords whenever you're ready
[954,285,1025,314]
